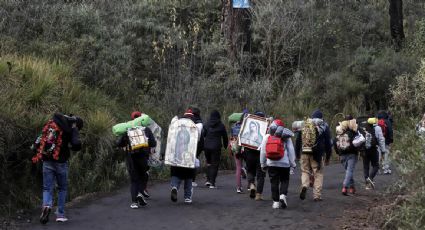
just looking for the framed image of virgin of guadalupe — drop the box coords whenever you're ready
[164,116,199,168]
[238,114,270,150]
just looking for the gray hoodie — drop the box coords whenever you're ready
[260,133,296,168]
[374,124,387,153]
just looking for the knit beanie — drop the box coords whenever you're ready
[131,111,142,120]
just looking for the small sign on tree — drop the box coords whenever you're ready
[233,0,250,9]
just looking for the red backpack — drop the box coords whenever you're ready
[265,136,285,160]
[378,119,388,138]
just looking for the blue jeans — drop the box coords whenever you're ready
[340,154,357,188]
[42,161,68,217]
[171,176,192,199]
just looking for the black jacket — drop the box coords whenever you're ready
[203,111,228,151]
[42,113,82,163]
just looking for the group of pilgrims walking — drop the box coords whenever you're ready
[114,108,394,210]
[32,107,394,224]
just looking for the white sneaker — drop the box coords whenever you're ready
[279,194,287,209]
[205,181,212,187]
[209,185,217,189]
[184,198,192,204]
[272,201,280,209]
[192,182,198,187]
[236,187,242,194]
[130,203,139,209]
[56,217,68,222]
[366,177,375,189]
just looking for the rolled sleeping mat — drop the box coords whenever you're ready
[292,120,304,132]
[112,114,153,136]
[228,113,243,123]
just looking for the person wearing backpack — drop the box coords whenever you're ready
[170,108,203,204]
[32,113,83,224]
[359,117,387,190]
[191,107,204,187]
[296,109,332,201]
[203,110,228,189]
[116,111,157,209]
[377,110,393,175]
[260,120,296,209]
[229,113,245,193]
[334,115,359,195]
[244,111,268,200]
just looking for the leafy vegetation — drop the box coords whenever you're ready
[384,59,425,229]
[0,55,128,214]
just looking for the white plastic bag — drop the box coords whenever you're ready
[352,132,366,148]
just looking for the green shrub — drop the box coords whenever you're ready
[0,55,127,215]
[384,60,425,229]
[382,121,425,229]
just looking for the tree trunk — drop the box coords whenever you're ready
[221,0,252,61]
[389,0,405,51]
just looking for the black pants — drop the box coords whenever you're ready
[205,150,221,185]
[362,149,379,180]
[127,153,149,202]
[245,150,265,194]
[268,167,290,202]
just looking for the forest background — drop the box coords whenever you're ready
[0,0,424,228]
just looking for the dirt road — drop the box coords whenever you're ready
[23,162,393,230]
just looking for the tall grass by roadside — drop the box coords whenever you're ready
[379,59,425,229]
[0,55,128,215]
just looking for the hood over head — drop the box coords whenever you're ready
[377,110,389,119]
[311,109,323,119]
[207,110,222,127]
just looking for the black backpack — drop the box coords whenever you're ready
[357,121,377,151]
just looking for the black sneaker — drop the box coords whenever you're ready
[300,187,307,200]
[279,194,288,209]
[136,194,147,206]
[171,187,178,202]
[39,206,51,225]
[249,184,256,199]
[141,190,150,199]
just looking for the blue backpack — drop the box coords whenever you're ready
[231,122,241,137]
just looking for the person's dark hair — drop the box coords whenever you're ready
[254,111,265,117]
[210,110,221,120]
[192,107,201,118]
